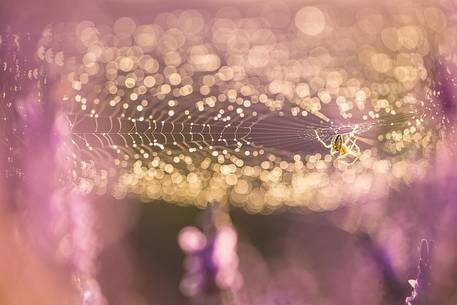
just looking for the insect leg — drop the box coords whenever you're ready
[314,130,332,148]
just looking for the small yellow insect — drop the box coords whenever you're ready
[314,130,361,164]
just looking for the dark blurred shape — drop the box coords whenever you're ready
[357,232,408,304]
[431,58,457,116]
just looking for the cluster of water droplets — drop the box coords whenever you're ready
[31,2,456,212]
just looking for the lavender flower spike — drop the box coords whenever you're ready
[405,239,434,305]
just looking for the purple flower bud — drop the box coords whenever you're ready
[178,212,242,300]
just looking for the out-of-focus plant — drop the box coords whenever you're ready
[406,239,434,305]
[178,205,242,304]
